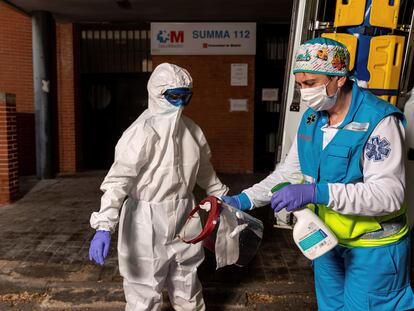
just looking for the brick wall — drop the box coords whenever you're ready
[56,23,77,173]
[0,5,256,175]
[0,3,33,113]
[153,56,255,173]
[0,93,19,204]
[0,3,36,176]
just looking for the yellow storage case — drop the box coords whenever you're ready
[367,35,405,91]
[379,95,397,105]
[370,0,400,29]
[322,33,357,71]
[334,0,366,27]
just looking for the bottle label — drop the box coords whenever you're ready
[298,229,327,251]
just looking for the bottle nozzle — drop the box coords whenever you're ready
[268,182,291,197]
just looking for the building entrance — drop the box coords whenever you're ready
[78,25,152,169]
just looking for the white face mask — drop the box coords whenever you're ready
[300,80,339,111]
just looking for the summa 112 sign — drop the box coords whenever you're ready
[151,23,256,55]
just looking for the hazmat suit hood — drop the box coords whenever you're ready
[147,63,193,115]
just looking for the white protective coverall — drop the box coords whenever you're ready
[404,88,414,227]
[90,63,228,311]
[404,89,414,154]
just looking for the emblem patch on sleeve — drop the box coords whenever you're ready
[365,136,391,161]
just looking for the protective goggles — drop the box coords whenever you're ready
[163,88,193,107]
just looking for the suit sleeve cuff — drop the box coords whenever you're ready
[315,183,329,205]
[240,192,254,210]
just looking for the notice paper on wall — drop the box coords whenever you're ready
[262,88,278,101]
[231,64,248,86]
[230,99,248,112]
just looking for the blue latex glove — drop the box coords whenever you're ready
[89,230,111,265]
[271,184,316,213]
[221,192,252,211]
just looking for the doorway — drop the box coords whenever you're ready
[78,25,152,169]
[81,73,149,169]
[254,24,290,172]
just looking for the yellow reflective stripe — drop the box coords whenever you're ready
[339,222,409,247]
[312,203,408,247]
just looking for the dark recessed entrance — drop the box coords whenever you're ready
[78,25,152,169]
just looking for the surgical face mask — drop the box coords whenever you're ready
[163,87,193,107]
[299,79,339,111]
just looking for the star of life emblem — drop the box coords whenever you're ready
[365,136,391,161]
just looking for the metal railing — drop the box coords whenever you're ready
[80,25,152,74]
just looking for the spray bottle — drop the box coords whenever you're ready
[269,182,338,260]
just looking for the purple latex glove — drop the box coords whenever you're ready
[271,184,316,213]
[89,230,111,265]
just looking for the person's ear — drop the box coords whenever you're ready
[337,76,347,88]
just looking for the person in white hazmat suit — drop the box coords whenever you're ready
[404,88,414,160]
[404,88,414,227]
[88,63,228,311]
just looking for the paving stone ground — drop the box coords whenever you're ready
[0,171,320,310]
